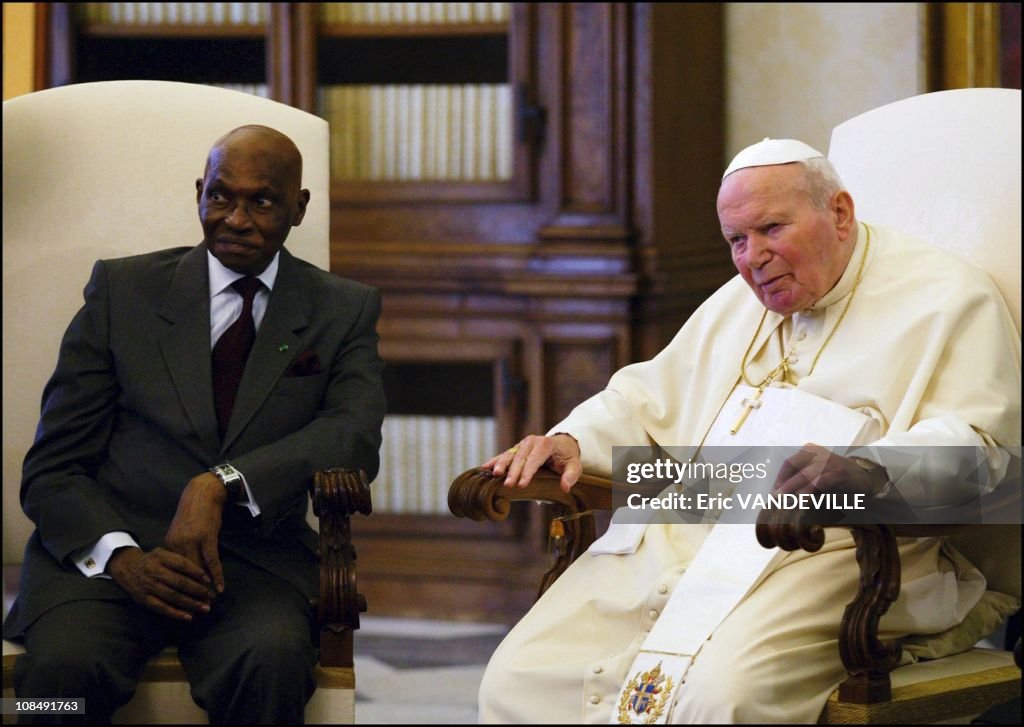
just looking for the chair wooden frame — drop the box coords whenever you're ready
[311,469,372,670]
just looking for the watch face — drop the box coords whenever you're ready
[212,465,242,499]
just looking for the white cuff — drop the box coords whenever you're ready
[72,532,139,579]
[236,469,261,517]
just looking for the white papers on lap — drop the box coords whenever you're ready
[704,383,881,449]
[701,384,882,522]
[587,384,880,555]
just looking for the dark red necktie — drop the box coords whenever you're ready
[212,277,262,439]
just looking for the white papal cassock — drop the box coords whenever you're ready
[478,222,1021,723]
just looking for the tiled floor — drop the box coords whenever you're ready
[352,616,509,724]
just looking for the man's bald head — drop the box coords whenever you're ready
[205,125,304,189]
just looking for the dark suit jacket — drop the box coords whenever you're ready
[4,243,386,637]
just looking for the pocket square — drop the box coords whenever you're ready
[287,350,322,377]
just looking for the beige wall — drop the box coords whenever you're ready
[3,3,36,101]
[725,3,923,159]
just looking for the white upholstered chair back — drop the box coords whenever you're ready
[829,88,1021,334]
[2,81,330,567]
[828,88,1021,600]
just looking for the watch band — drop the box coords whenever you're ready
[210,462,244,502]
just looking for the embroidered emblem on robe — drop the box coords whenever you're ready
[618,661,673,724]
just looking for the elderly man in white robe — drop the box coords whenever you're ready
[477,139,1021,723]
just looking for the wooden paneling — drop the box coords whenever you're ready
[541,3,632,242]
[543,341,617,426]
[41,2,725,623]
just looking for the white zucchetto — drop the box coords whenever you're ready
[722,137,825,179]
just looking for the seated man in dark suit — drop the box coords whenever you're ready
[3,125,386,724]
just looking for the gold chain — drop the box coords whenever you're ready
[740,223,872,387]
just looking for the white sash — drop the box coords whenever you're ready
[612,384,880,724]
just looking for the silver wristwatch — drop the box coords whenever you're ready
[209,463,244,502]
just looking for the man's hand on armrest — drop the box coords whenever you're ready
[483,433,582,493]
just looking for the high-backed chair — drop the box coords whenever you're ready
[2,81,368,724]
[450,88,1022,723]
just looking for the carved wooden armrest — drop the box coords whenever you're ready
[449,467,613,597]
[756,509,970,704]
[310,468,372,668]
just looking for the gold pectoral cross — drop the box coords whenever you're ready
[730,388,765,434]
[731,358,789,435]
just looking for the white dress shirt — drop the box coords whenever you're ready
[72,251,281,578]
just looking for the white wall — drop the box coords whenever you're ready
[725,3,924,159]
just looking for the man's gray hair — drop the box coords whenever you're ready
[795,157,846,209]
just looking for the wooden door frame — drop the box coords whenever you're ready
[924,2,1013,90]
